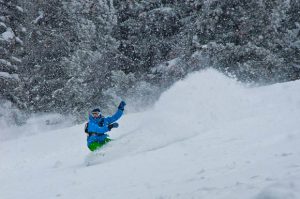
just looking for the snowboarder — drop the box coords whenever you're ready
[85,101,126,151]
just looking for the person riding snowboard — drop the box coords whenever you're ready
[85,101,126,151]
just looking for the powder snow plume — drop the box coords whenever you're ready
[1,69,300,199]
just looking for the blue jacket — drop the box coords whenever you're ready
[86,109,123,146]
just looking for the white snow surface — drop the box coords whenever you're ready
[1,69,300,199]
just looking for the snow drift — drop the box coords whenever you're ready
[1,69,300,199]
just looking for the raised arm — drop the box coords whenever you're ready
[104,101,126,124]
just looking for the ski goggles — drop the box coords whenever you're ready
[92,112,101,117]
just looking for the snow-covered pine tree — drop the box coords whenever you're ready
[271,0,300,81]
[53,0,120,118]
[0,0,25,106]
[189,0,300,83]
[19,0,76,113]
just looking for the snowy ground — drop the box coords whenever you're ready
[1,69,300,199]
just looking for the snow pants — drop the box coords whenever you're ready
[88,137,112,151]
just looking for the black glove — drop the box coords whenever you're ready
[118,101,126,111]
[108,123,119,131]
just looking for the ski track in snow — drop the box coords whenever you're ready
[1,69,300,199]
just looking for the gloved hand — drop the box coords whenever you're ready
[118,101,126,111]
[108,123,119,131]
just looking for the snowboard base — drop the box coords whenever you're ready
[84,150,105,166]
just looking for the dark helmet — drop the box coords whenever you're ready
[92,108,101,113]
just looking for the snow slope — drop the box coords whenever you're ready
[1,69,300,199]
